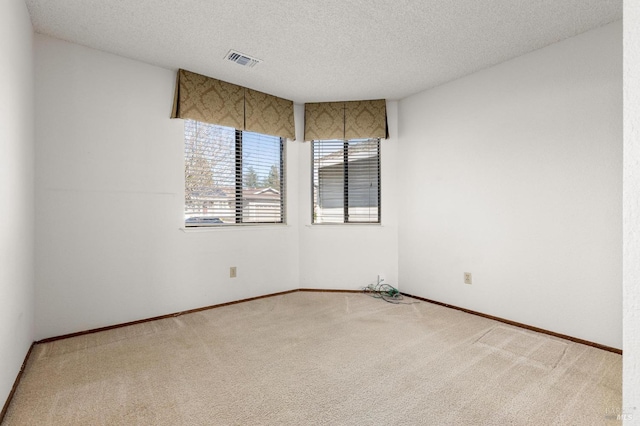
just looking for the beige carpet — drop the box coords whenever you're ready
[3,292,621,425]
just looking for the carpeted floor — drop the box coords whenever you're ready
[3,291,621,425]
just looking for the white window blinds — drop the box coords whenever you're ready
[185,120,285,226]
[312,139,380,224]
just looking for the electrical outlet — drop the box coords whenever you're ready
[464,272,472,285]
[378,274,384,284]
[230,267,237,278]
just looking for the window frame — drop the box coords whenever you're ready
[184,120,286,227]
[311,138,381,225]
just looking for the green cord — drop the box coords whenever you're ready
[362,282,418,305]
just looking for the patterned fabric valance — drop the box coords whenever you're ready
[171,69,295,140]
[171,69,244,129]
[345,100,387,140]
[304,99,387,141]
[245,88,295,139]
[304,102,345,141]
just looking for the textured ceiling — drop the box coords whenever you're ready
[25,0,621,103]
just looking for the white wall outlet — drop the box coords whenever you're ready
[464,272,472,285]
[230,267,237,278]
[378,274,384,284]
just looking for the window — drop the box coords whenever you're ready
[185,120,285,226]
[312,138,380,224]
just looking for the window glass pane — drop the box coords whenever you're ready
[313,140,345,223]
[185,120,235,224]
[347,139,379,222]
[241,131,284,223]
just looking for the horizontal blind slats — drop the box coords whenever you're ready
[185,119,285,226]
[312,138,380,224]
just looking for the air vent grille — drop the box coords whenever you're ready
[225,50,262,68]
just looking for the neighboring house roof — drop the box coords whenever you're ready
[314,142,378,168]
[254,187,280,195]
[188,186,281,203]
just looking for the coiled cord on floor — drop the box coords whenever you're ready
[362,281,418,305]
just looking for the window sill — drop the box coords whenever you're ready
[304,223,384,228]
[180,224,291,232]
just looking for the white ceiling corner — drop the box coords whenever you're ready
[24,0,622,103]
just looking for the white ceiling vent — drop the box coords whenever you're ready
[225,50,262,68]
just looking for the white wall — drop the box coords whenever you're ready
[0,0,35,407]
[398,22,622,349]
[297,102,399,290]
[34,36,301,340]
[623,3,640,421]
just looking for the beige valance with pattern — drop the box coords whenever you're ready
[304,99,387,141]
[171,69,295,140]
